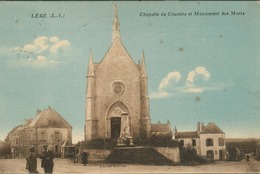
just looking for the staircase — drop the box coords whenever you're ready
[105,146,174,165]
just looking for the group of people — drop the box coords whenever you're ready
[26,145,54,174]
[26,145,89,174]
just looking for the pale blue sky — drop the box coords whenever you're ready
[0,1,259,143]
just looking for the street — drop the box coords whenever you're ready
[0,158,260,174]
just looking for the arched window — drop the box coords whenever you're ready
[206,138,213,146]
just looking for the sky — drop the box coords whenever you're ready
[0,1,259,143]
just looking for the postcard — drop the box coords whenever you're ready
[0,1,259,173]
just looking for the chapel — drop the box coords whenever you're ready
[85,5,151,141]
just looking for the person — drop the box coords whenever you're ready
[40,145,47,169]
[246,154,250,162]
[81,150,88,166]
[74,152,79,164]
[26,146,38,174]
[40,145,54,174]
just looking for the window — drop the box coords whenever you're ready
[54,132,61,140]
[218,138,224,146]
[48,120,53,126]
[180,140,184,147]
[192,139,196,146]
[206,138,213,146]
[55,145,59,153]
[40,132,46,141]
[24,134,27,142]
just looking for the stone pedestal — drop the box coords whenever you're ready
[116,114,134,146]
[116,135,134,146]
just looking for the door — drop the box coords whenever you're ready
[111,117,121,139]
[207,150,214,159]
[219,150,223,160]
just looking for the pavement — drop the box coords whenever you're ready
[0,158,260,174]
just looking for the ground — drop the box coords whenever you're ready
[0,158,260,174]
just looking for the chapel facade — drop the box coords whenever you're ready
[85,5,151,141]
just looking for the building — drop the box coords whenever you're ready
[175,122,226,160]
[5,106,72,158]
[151,120,172,137]
[85,5,151,141]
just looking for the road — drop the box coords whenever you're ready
[0,158,260,173]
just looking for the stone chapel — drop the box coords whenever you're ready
[85,5,151,141]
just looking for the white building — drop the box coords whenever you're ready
[175,122,226,160]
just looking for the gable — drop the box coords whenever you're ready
[95,39,140,78]
[201,122,224,134]
[30,108,72,128]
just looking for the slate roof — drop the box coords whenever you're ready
[151,123,171,133]
[175,131,199,139]
[200,122,224,134]
[29,106,72,128]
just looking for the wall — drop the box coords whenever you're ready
[85,149,112,162]
[154,147,180,163]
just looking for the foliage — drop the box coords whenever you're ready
[134,134,179,147]
[226,139,258,154]
[180,147,214,165]
[82,139,117,149]
[80,134,179,149]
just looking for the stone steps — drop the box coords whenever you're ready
[105,146,174,165]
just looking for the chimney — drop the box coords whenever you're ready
[201,122,205,131]
[36,108,41,115]
[197,121,201,132]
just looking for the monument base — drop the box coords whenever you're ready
[116,135,134,147]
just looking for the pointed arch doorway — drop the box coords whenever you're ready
[106,101,131,139]
[111,117,121,139]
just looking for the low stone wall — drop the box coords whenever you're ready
[85,149,112,162]
[154,147,180,164]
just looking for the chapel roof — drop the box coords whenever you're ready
[151,121,171,132]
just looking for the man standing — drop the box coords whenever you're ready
[40,145,54,174]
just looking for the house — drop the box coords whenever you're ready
[175,122,226,160]
[5,106,72,158]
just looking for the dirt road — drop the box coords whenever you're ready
[0,158,260,173]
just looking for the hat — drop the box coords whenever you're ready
[29,146,35,152]
[29,146,35,150]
